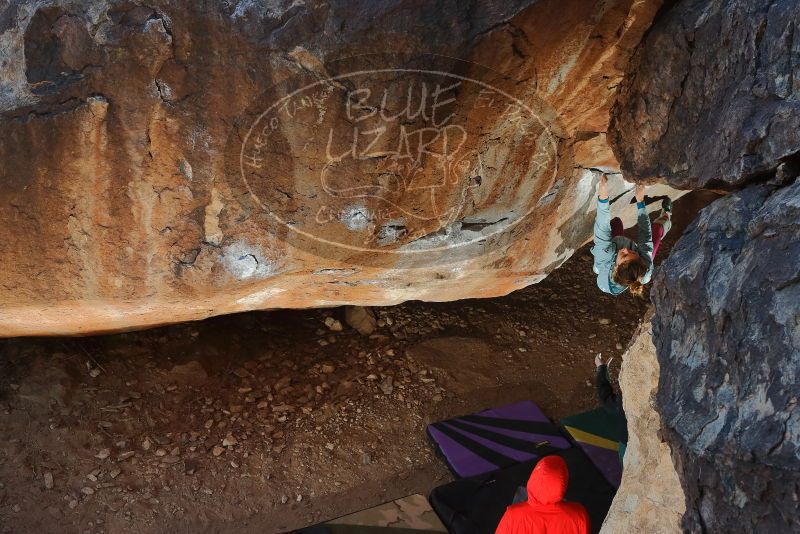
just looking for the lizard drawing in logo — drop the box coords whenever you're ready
[317,79,483,245]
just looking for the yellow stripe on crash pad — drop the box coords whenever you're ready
[563,426,619,451]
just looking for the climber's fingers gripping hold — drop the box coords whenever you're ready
[598,175,609,200]
[595,352,615,367]
[635,183,646,203]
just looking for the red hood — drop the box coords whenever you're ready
[527,455,568,505]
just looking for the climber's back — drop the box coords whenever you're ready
[495,455,590,534]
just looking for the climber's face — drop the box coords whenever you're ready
[616,247,640,267]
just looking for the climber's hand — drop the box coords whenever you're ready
[635,183,646,203]
[598,175,609,200]
[595,353,613,367]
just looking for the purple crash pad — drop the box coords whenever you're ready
[572,442,622,488]
[427,400,572,478]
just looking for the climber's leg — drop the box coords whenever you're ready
[651,198,673,259]
[652,223,666,258]
[610,217,625,238]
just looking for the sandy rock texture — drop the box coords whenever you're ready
[610,0,800,188]
[0,0,672,336]
[600,313,685,534]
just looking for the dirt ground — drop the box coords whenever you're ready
[0,192,719,534]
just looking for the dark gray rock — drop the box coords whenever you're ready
[614,1,800,530]
[652,177,800,533]
[610,0,800,188]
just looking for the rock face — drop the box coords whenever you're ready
[0,0,672,336]
[610,0,800,188]
[610,0,800,531]
[600,313,685,534]
[651,179,800,533]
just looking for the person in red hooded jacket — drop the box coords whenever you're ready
[495,455,590,534]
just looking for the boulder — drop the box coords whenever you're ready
[600,312,685,534]
[609,1,800,530]
[651,179,800,533]
[610,0,800,189]
[344,306,377,336]
[0,0,674,335]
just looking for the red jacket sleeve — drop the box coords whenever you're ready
[573,503,591,534]
[495,508,514,534]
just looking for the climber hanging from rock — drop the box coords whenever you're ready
[591,175,672,297]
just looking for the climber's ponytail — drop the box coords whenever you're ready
[627,280,646,299]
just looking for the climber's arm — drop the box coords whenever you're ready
[633,185,655,285]
[595,197,613,245]
[594,176,612,245]
[635,184,654,257]
[592,177,615,293]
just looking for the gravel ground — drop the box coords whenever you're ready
[0,192,719,533]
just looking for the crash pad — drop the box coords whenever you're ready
[560,408,624,487]
[296,494,446,533]
[426,400,572,478]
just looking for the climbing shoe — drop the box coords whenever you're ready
[662,197,673,213]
